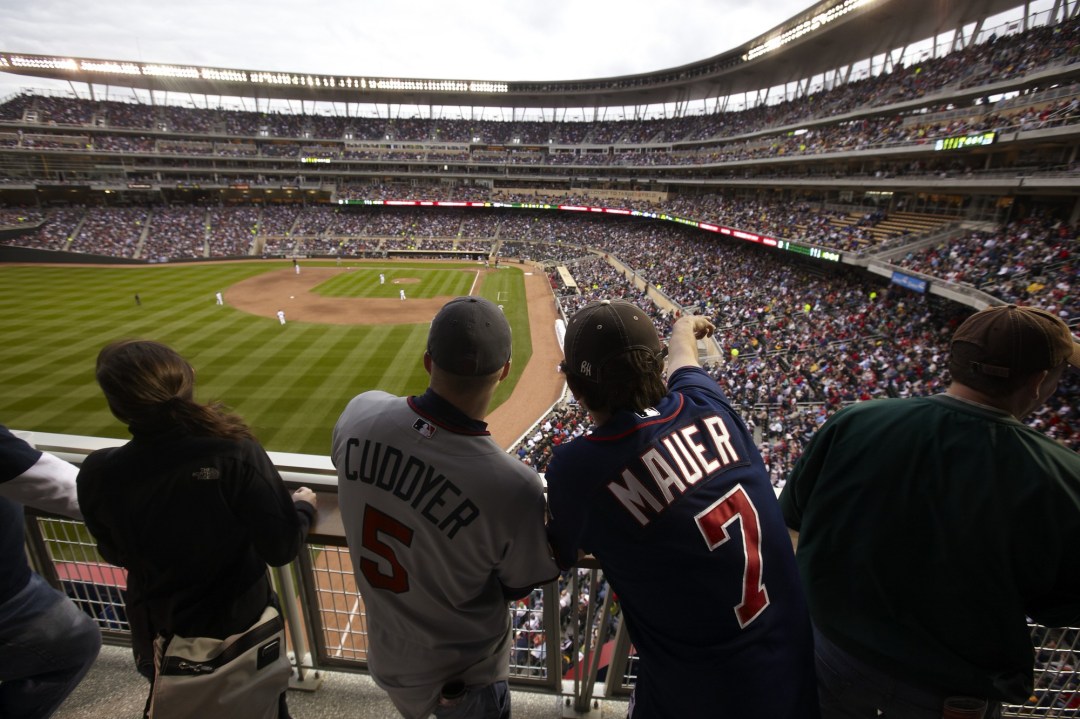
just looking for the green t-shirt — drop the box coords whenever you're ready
[780,394,1080,701]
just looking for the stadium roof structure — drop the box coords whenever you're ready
[0,0,1036,111]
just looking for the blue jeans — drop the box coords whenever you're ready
[814,627,1001,719]
[433,680,510,719]
[0,573,102,718]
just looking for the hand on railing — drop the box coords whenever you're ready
[292,486,318,509]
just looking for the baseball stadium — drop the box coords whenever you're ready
[1,0,1079,715]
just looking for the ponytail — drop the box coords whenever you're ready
[162,395,255,442]
[96,340,255,442]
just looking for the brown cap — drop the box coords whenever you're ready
[427,297,511,376]
[951,304,1080,378]
[562,300,662,383]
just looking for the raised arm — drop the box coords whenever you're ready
[665,314,716,374]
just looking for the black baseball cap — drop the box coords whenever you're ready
[952,304,1080,377]
[562,300,662,383]
[427,296,512,376]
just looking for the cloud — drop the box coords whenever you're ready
[0,0,814,88]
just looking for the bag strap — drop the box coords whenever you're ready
[158,613,283,676]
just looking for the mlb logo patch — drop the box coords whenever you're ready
[413,418,437,439]
[634,407,660,420]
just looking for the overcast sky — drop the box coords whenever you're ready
[0,0,1051,114]
[0,0,817,95]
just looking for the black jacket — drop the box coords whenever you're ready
[77,425,314,640]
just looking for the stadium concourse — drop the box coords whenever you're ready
[55,644,629,719]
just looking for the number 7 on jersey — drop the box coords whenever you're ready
[694,484,770,628]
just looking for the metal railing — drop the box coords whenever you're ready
[18,431,1080,716]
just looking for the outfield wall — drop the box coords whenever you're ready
[0,245,144,264]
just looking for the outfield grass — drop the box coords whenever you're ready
[0,260,531,455]
[313,264,477,298]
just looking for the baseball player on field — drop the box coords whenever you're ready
[546,300,819,719]
[331,296,559,719]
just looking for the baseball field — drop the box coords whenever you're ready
[0,259,562,454]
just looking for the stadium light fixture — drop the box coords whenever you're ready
[744,0,876,61]
[2,52,510,95]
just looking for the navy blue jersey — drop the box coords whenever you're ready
[546,367,818,719]
[0,424,41,605]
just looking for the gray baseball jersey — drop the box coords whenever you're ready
[331,388,558,719]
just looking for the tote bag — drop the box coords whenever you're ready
[149,605,290,719]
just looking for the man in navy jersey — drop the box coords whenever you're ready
[0,425,101,718]
[546,300,818,719]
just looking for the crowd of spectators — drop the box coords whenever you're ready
[259,205,302,236]
[207,206,259,257]
[0,172,1034,268]
[139,206,207,261]
[894,213,1078,321]
[3,195,1073,325]
[0,207,43,226]
[0,17,1077,217]
[3,93,1076,177]
[492,216,1078,474]
[2,17,1079,702]
[1,15,1076,469]
[65,206,147,257]
[4,189,1073,334]
[3,16,1076,150]
[18,207,82,250]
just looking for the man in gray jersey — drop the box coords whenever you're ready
[332,296,559,719]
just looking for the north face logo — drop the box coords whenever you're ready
[579,360,593,377]
[192,467,221,481]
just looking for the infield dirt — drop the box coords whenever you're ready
[225,264,565,449]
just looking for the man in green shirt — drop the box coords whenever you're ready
[780,304,1080,719]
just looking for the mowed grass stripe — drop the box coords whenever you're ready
[251,326,429,451]
[364,323,431,395]
[313,265,477,299]
[477,268,531,406]
[1,337,111,430]
[0,261,530,454]
[234,321,390,444]
[205,325,347,445]
[257,330,384,452]
[320,325,430,403]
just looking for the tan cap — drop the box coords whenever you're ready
[951,304,1080,378]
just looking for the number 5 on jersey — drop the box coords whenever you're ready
[360,504,414,594]
[694,485,770,628]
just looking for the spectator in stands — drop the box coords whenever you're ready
[76,340,317,718]
[331,297,559,719]
[0,424,101,719]
[780,305,1080,718]
[546,301,819,718]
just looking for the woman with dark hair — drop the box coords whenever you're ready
[77,339,317,718]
